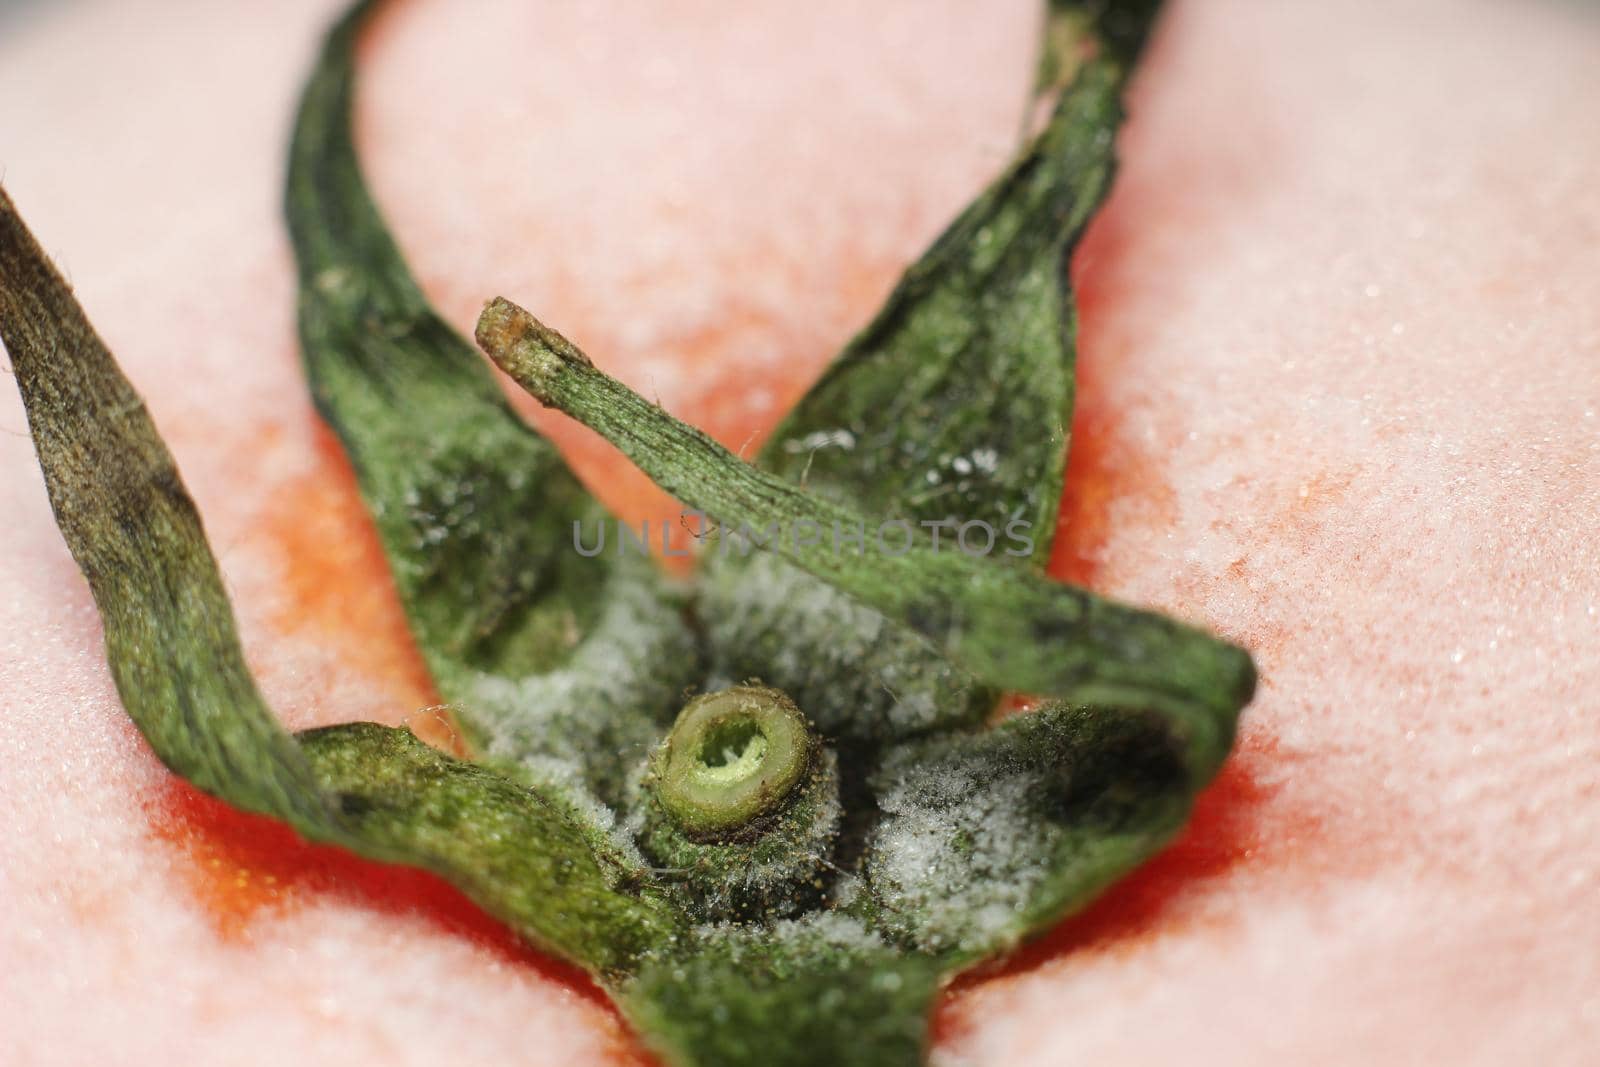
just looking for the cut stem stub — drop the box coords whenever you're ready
[655,687,815,838]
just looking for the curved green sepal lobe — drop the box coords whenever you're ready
[0,185,348,844]
[298,722,685,975]
[287,1,698,798]
[699,552,989,743]
[855,700,1194,962]
[761,57,1123,550]
[619,916,942,1067]
[476,298,1254,784]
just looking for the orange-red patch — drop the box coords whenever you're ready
[1046,348,1181,589]
[259,421,440,717]
[148,779,621,1005]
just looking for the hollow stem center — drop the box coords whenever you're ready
[698,717,768,777]
[656,686,813,838]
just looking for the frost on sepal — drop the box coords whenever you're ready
[460,552,700,808]
[620,913,943,1067]
[853,701,1194,962]
[700,553,989,743]
[3,184,688,975]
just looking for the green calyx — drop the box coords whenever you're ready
[0,1,1269,1064]
[651,687,817,839]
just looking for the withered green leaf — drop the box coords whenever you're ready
[0,185,347,845]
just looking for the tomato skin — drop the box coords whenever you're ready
[5,0,1600,1064]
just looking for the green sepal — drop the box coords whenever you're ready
[853,700,1196,962]
[287,0,699,803]
[759,57,1122,544]
[1,185,688,977]
[299,722,684,975]
[476,297,1255,785]
[618,916,944,1067]
[9,0,1234,1061]
[1,185,347,845]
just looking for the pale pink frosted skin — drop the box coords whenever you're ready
[1,0,1597,1064]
